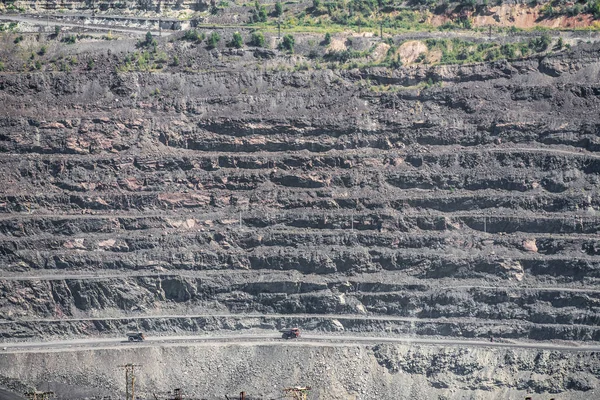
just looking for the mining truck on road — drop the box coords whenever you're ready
[280,328,301,339]
[127,332,145,342]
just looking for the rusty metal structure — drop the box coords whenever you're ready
[169,388,183,400]
[119,363,142,400]
[283,387,311,400]
[225,391,247,400]
[24,391,54,400]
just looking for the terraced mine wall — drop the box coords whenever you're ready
[0,27,599,398]
[1,42,599,338]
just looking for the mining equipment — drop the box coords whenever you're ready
[283,387,311,400]
[24,391,54,400]
[168,388,183,400]
[225,392,247,400]
[127,332,145,342]
[280,328,301,339]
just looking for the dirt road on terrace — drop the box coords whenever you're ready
[0,15,170,36]
[2,333,600,353]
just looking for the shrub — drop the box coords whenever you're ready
[183,29,203,42]
[540,4,555,18]
[62,35,77,44]
[529,33,551,52]
[279,34,295,52]
[38,46,47,56]
[461,0,477,10]
[87,59,95,70]
[485,48,501,61]
[54,25,61,37]
[14,35,23,44]
[250,31,265,47]
[207,32,221,49]
[323,32,331,45]
[390,56,403,69]
[0,62,5,71]
[172,55,180,66]
[461,17,472,30]
[500,43,516,58]
[229,32,243,48]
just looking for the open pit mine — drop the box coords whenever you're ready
[1,0,600,399]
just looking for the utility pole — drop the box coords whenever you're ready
[119,364,142,400]
[378,2,382,38]
[278,19,281,39]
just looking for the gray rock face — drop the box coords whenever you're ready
[1,343,599,399]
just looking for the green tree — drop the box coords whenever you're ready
[275,1,283,17]
[313,0,321,8]
[589,0,600,18]
[280,34,295,52]
[250,31,265,47]
[145,31,153,45]
[138,31,156,48]
[259,6,268,21]
[251,1,268,22]
[207,32,221,49]
[230,32,243,48]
